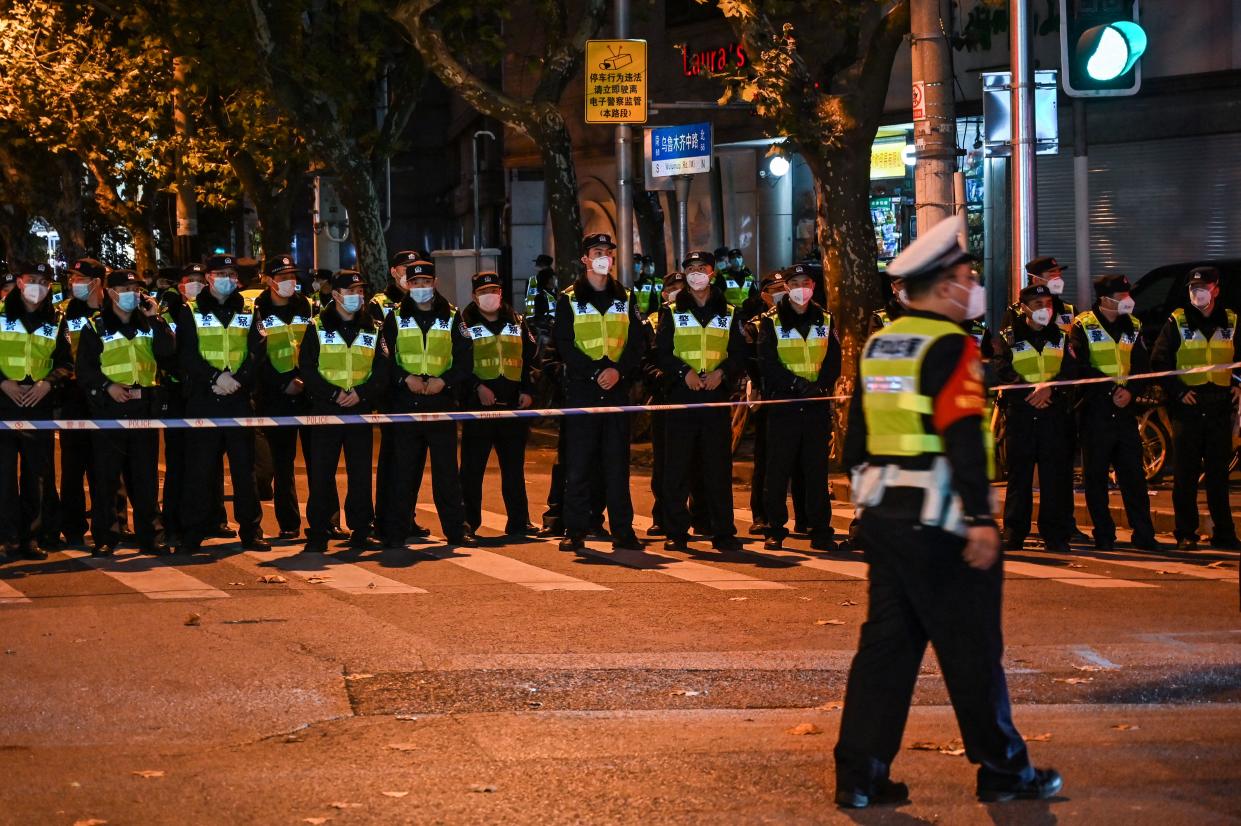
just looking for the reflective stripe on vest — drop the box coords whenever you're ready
[0,317,58,381]
[1056,302,1075,333]
[192,309,251,372]
[262,313,310,374]
[99,327,158,387]
[1009,337,1065,383]
[1173,307,1236,387]
[524,282,556,319]
[316,327,377,390]
[721,275,752,307]
[773,315,830,382]
[672,307,733,373]
[1078,310,1140,386]
[469,322,523,381]
[569,292,630,361]
[65,315,93,361]
[396,312,454,377]
[859,316,962,456]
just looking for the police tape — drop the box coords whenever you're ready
[1,362,1236,432]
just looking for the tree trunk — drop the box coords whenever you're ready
[331,153,388,289]
[633,188,667,278]
[0,205,37,263]
[124,217,160,277]
[225,146,296,258]
[532,110,583,289]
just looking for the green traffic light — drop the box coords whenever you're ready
[1080,21,1148,81]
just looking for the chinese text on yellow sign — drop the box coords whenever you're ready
[585,40,648,124]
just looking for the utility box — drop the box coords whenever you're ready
[431,248,502,307]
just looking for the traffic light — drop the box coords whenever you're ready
[1060,0,1148,97]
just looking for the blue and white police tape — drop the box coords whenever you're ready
[990,360,1241,392]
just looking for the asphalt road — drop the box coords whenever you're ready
[1,440,1239,825]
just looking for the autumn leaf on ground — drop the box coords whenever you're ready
[258,574,288,584]
[131,770,164,779]
[1027,732,1053,742]
[328,802,362,809]
[908,741,940,751]
[815,619,845,626]
[1053,677,1094,685]
[183,613,201,626]
[73,820,107,826]
[787,723,822,735]
[909,740,964,755]
[469,784,498,793]
[381,791,409,798]
[815,701,843,712]
[1066,563,1086,569]
[345,673,374,680]
[303,819,328,825]
[1073,665,1104,672]
[386,743,419,751]
[670,689,702,696]
[1205,561,1228,569]
[839,600,858,607]
[228,581,246,586]
[306,576,332,584]
[727,597,748,601]
[1112,723,1139,731]
[395,714,419,721]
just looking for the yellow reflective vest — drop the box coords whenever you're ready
[396,308,454,377]
[1008,335,1065,384]
[1076,310,1141,386]
[98,325,159,387]
[469,320,524,382]
[671,305,733,373]
[773,314,831,382]
[567,287,630,362]
[261,311,311,374]
[192,302,253,373]
[315,324,378,390]
[0,315,59,382]
[1172,308,1236,388]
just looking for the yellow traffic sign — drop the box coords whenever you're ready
[585,39,648,124]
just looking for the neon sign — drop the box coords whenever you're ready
[681,42,748,77]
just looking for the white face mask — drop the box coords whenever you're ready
[411,286,435,304]
[686,271,711,291]
[788,287,813,306]
[311,280,324,293]
[1044,276,1065,295]
[949,280,987,320]
[477,293,502,313]
[1190,288,1212,309]
[665,289,680,304]
[22,283,48,305]
[274,280,297,298]
[771,290,788,305]
[1029,307,1053,328]
[72,282,93,301]
[1113,296,1135,315]
[590,256,612,276]
[896,288,909,306]
[183,281,204,300]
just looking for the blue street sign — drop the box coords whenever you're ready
[648,122,713,177]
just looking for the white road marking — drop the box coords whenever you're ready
[245,550,427,595]
[61,549,229,600]
[0,578,31,604]
[1072,646,1121,670]
[1051,550,1239,583]
[1003,559,1154,588]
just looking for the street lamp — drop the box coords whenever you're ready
[767,155,791,178]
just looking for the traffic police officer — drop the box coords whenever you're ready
[1150,266,1240,550]
[459,271,537,535]
[654,250,746,552]
[835,215,1060,808]
[299,270,389,552]
[75,270,175,556]
[176,253,269,554]
[994,284,1078,552]
[1069,275,1161,551]
[553,233,646,553]
[756,263,841,550]
[1000,257,1076,332]
[0,272,15,301]
[380,260,475,547]
[254,253,313,541]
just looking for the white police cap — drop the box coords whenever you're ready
[886,213,975,281]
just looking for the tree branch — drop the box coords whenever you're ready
[534,0,606,102]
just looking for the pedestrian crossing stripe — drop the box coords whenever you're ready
[243,549,428,595]
[0,577,31,604]
[60,548,230,600]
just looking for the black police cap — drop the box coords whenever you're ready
[15,261,52,278]
[1019,284,1053,304]
[662,271,686,288]
[205,254,237,272]
[106,270,140,288]
[581,233,617,253]
[181,262,207,278]
[1187,266,1220,286]
[333,270,365,290]
[1026,256,1067,276]
[534,254,554,267]
[71,258,107,281]
[472,271,503,291]
[405,261,436,278]
[1093,274,1132,298]
[391,249,430,268]
[759,271,785,290]
[264,253,300,276]
[682,250,715,269]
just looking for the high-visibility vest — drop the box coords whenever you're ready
[672,306,733,373]
[967,319,988,348]
[773,314,831,381]
[261,312,310,374]
[524,280,556,319]
[98,325,158,387]
[634,279,663,316]
[315,325,378,390]
[1173,307,1236,388]
[720,273,754,307]
[371,293,397,319]
[469,321,524,382]
[63,313,96,361]
[240,288,264,305]
[859,315,963,457]
[0,316,58,381]
[567,288,630,362]
[875,309,893,329]
[1077,310,1141,386]
[192,303,252,373]
[1055,302,1075,332]
[1009,336,1065,383]
[396,309,454,377]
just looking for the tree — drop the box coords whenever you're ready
[709,0,910,370]
[392,0,607,287]
[0,120,92,262]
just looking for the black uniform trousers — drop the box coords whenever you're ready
[563,411,634,537]
[751,408,807,528]
[180,427,263,545]
[263,425,307,533]
[1001,403,1074,546]
[306,423,373,540]
[374,425,402,531]
[384,421,469,542]
[835,513,1033,795]
[461,417,530,532]
[90,402,161,548]
[1170,393,1237,542]
[55,390,97,540]
[763,403,832,541]
[1079,403,1156,546]
[543,419,606,533]
[649,408,667,528]
[0,430,53,547]
[662,408,736,540]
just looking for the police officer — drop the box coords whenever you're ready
[553,233,645,553]
[254,253,313,541]
[835,215,1060,808]
[525,254,557,321]
[714,248,756,307]
[632,255,663,317]
[459,272,537,535]
[994,285,1078,552]
[0,271,15,301]
[1069,275,1162,551]
[868,274,908,334]
[310,269,334,314]
[654,251,746,552]
[299,271,389,552]
[743,271,789,536]
[1000,257,1076,332]
[380,260,475,547]
[642,271,685,536]
[756,263,841,551]
[1151,266,1240,550]
[75,270,175,556]
[176,254,269,554]
[0,262,72,559]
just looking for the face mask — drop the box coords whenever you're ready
[1030,307,1052,327]
[22,283,48,305]
[643,264,655,276]
[275,280,297,298]
[340,294,364,313]
[312,280,324,293]
[788,287,813,306]
[1044,276,1065,295]
[686,271,711,291]
[771,291,788,305]
[1190,288,1212,309]
[115,291,140,313]
[211,276,236,297]
[183,281,204,300]
[72,282,92,301]
[633,262,642,275]
[411,286,435,304]
[665,289,680,304]
[477,293,502,313]
[949,280,987,320]
[897,288,909,306]
[732,257,744,270]
[1114,297,1135,315]
[590,256,612,276]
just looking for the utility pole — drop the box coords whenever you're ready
[614,0,634,287]
[1073,99,1092,311]
[171,56,200,267]
[910,0,957,234]
[1010,0,1037,300]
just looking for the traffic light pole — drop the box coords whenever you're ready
[614,0,634,287]
[1073,99,1092,311]
[1009,0,1037,300]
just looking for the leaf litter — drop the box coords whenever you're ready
[787,723,822,736]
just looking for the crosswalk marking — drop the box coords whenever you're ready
[1029,549,1239,583]
[1003,558,1154,589]
[61,549,230,600]
[0,577,31,604]
[245,550,427,595]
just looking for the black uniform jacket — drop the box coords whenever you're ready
[552,276,645,405]
[379,291,472,413]
[755,300,842,401]
[75,303,176,417]
[298,302,389,414]
[460,301,536,409]
[1150,302,1240,408]
[1067,305,1150,413]
[653,287,747,405]
[993,316,1078,411]
[176,289,266,412]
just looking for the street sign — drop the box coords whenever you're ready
[646,122,712,178]
[981,70,1060,157]
[585,39,648,124]
[911,81,926,121]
